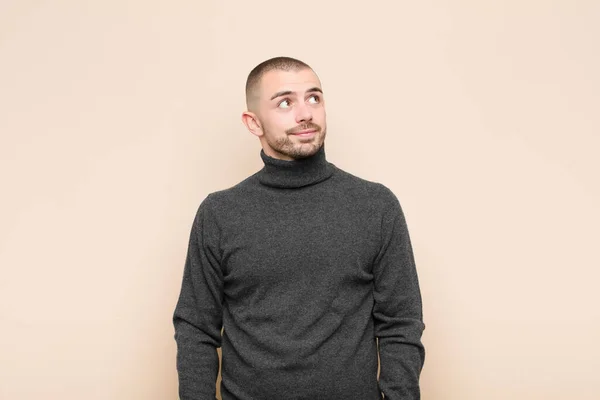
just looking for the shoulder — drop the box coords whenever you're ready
[192,173,260,219]
[331,165,401,207]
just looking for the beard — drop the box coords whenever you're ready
[264,122,327,160]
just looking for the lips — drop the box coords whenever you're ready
[286,123,321,136]
[292,129,317,135]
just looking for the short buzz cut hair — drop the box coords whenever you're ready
[245,56,313,109]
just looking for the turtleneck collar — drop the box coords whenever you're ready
[257,144,335,189]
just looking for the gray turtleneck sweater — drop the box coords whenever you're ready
[173,145,425,400]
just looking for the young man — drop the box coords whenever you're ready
[173,57,426,400]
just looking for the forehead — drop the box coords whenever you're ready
[259,68,322,97]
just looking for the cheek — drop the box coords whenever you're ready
[314,108,327,124]
[266,112,295,131]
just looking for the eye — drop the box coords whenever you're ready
[278,99,292,109]
[307,95,320,104]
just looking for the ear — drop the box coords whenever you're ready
[241,111,263,138]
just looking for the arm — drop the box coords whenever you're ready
[173,195,224,400]
[372,188,426,400]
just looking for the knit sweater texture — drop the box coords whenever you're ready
[173,144,426,400]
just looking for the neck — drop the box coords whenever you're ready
[257,144,335,189]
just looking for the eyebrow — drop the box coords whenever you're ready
[270,87,323,101]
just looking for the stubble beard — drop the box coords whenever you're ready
[268,128,326,160]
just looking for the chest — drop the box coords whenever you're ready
[219,193,382,294]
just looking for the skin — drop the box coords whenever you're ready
[241,68,327,161]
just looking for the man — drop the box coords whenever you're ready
[173,56,426,400]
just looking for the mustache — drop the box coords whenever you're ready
[286,123,322,135]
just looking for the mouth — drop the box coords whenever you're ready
[291,129,318,137]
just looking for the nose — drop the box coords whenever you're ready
[295,102,313,124]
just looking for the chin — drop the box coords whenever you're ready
[293,144,320,159]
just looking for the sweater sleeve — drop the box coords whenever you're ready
[372,187,426,400]
[173,195,224,400]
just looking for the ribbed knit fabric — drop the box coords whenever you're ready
[173,144,425,400]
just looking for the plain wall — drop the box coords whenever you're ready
[1,1,598,399]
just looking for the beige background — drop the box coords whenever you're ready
[1,1,599,399]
